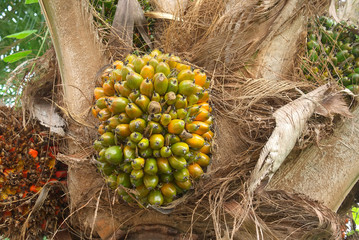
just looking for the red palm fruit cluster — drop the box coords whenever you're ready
[0,106,68,238]
[92,49,214,206]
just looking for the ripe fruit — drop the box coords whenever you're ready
[92,53,214,206]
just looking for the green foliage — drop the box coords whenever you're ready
[5,29,37,39]
[3,50,32,63]
[0,0,50,105]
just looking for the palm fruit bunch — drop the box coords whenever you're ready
[0,106,68,238]
[92,49,213,206]
[304,16,359,93]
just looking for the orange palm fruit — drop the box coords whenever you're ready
[199,142,211,154]
[187,121,209,135]
[91,106,101,118]
[193,69,207,87]
[198,90,209,103]
[202,130,213,141]
[157,157,172,174]
[96,97,107,109]
[94,87,106,100]
[126,72,144,90]
[175,179,192,190]
[140,63,155,79]
[128,89,140,103]
[194,108,210,121]
[97,108,112,121]
[103,80,115,96]
[97,124,106,135]
[148,58,159,69]
[175,63,191,72]
[196,152,210,167]
[187,163,204,179]
[113,60,124,70]
[142,54,151,64]
[161,182,177,198]
[167,119,185,134]
[135,94,150,112]
[186,134,205,149]
[118,112,131,124]
[115,124,131,137]
[140,78,154,97]
[106,115,121,129]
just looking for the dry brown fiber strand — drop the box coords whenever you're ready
[30,0,344,239]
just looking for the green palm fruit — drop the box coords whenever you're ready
[143,174,159,189]
[125,103,143,119]
[173,168,190,183]
[177,108,188,120]
[126,72,144,90]
[167,78,179,93]
[101,162,116,176]
[118,112,131,124]
[175,94,187,109]
[168,156,187,170]
[128,89,140,102]
[156,61,171,77]
[121,162,132,174]
[171,142,189,157]
[117,172,131,188]
[139,148,153,158]
[177,69,194,82]
[129,118,147,133]
[120,65,134,80]
[104,145,123,165]
[160,114,171,126]
[144,158,158,175]
[153,149,161,158]
[133,57,146,73]
[135,94,150,112]
[123,145,136,162]
[131,157,145,170]
[105,174,118,189]
[130,132,143,143]
[126,140,137,149]
[106,116,121,129]
[160,146,172,158]
[150,113,162,122]
[130,177,144,187]
[147,121,164,134]
[115,81,132,97]
[131,169,144,180]
[100,132,116,146]
[96,97,107,109]
[149,134,165,150]
[178,80,196,96]
[148,190,164,206]
[94,140,105,152]
[157,158,172,174]
[138,138,150,149]
[136,184,150,198]
[160,173,174,183]
[151,92,161,102]
[153,73,169,95]
[148,58,159,69]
